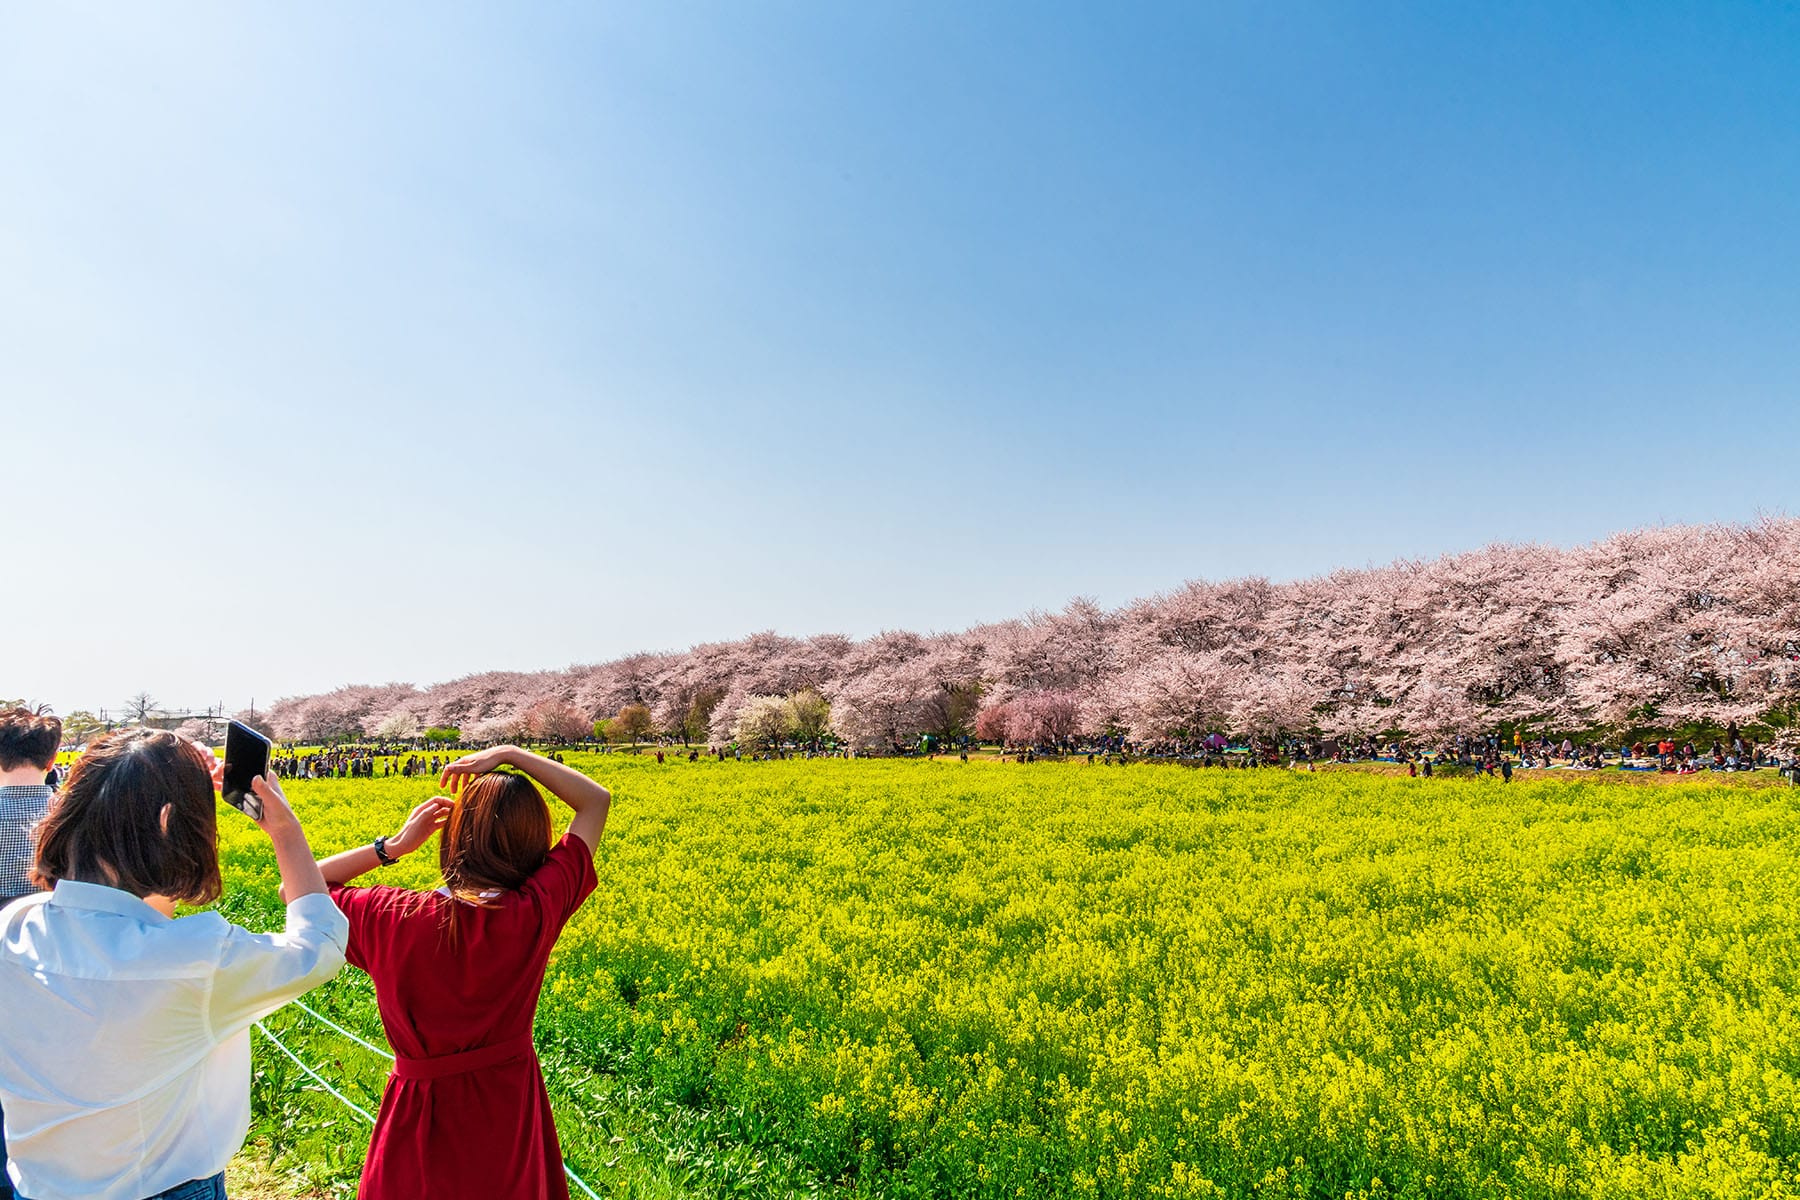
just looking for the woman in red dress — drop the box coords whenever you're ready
[309,745,611,1200]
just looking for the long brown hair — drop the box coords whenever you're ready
[34,729,221,904]
[439,771,552,905]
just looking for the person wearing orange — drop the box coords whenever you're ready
[309,746,610,1200]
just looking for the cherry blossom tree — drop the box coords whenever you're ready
[374,710,420,742]
[525,698,590,744]
[1106,652,1237,743]
[824,634,929,750]
[973,702,1011,744]
[731,695,792,750]
[465,714,528,745]
[1006,690,1082,745]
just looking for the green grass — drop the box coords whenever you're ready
[219,758,1800,1199]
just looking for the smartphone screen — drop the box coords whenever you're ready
[222,720,271,821]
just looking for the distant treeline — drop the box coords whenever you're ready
[258,519,1800,749]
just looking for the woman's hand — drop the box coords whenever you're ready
[439,746,517,791]
[249,774,304,839]
[202,749,226,793]
[391,796,455,857]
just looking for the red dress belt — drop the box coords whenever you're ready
[391,1033,537,1080]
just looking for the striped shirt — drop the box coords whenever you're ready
[0,784,53,903]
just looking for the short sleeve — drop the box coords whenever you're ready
[521,832,597,929]
[329,882,412,973]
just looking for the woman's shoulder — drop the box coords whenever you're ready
[532,832,595,880]
[330,882,446,921]
[516,832,597,913]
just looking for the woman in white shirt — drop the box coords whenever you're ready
[0,729,347,1200]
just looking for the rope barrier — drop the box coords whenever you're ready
[564,1156,605,1198]
[291,999,394,1060]
[256,1007,604,1200]
[252,1021,377,1124]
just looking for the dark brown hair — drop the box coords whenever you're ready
[0,707,61,771]
[439,771,552,903]
[33,729,221,904]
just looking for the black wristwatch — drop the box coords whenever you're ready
[372,836,398,867]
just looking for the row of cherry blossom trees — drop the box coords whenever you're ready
[260,520,1800,749]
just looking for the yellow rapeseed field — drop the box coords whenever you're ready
[221,757,1800,1199]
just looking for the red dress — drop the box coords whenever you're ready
[330,832,597,1200]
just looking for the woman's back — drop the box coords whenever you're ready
[333,832,593,1056]
[0,728,345,1200]
[328,831,596,1200]
[1,887,345,1200]
[310,747,610,1200]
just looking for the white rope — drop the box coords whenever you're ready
[267,1007,605,1199]
[563,1161,604,1199]
[253,1021,377,1124]
[292,999,394,1060]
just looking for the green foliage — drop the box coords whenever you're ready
[223,762,1800,1198]
[679,688,724,746]
[786,689,832,743]
[612,703,655,746]
[422,726,460,744]
[58,709,106,743]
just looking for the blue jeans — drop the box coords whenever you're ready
[146,1177,226,1200]
[19,1172,223,1200]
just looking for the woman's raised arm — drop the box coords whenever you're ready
[441,746,611,854]
[308,796,456,891]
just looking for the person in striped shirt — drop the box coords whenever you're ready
[0,707,62,1200]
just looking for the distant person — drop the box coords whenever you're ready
[0,708,60,908]
[315,745,611,1200]
[0,707,63,1200]
[0,729,344,1200]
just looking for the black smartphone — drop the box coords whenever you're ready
[222,720,271,821]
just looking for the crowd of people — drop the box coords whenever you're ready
[0,708,611,1200]
[272,747,452,780]
[976,724,1800,779]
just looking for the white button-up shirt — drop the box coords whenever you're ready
[0,882,348,1200]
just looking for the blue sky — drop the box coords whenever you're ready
[4,2,1797,717]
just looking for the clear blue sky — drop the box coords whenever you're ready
[4,2,1797,717]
